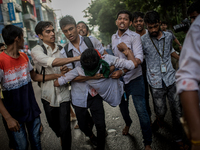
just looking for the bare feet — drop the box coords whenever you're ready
[39,124,43,134]
[74,124,79,129]
[122,126,130,135]
[145,145,152,150]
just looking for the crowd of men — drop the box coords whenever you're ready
[0,1,200,150]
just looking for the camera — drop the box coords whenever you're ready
[173,18,191,33]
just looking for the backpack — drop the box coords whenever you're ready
[37,44,63,87]
[64,36,94,69]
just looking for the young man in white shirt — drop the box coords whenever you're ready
[31,21,80,150]
[111,10,152,150]
[59,15,107,150]
[176,1,200,150]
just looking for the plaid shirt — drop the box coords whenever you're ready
[141,31,175,88]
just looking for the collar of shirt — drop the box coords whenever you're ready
[68,35,84,54]
[42,42,58,54]
[148,31,166,41]
[113,29,131,39]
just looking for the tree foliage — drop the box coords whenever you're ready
[84,0,196,45]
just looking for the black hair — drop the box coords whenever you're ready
[35,21,53,35]
[59,15,76,29]
[187,1,200,15]
[2,25,23,46]
[132,12,144,22]
[0,43,5,47]
[117,10,132,21]
[80,48,100,71]
[77,21,89,31]
[144,11,160,24]
[161,21,167,25]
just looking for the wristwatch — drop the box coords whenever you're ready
[120,69,125,76]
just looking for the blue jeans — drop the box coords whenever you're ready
[11,116,41,150]
[119,75,152,146]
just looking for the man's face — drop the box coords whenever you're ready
[133,17,145,32]
[116,13,132,32]
[0,45,6,53]
[147,23,160,37]
[77,23,88,36]
[190,11,199,23]
[38,25,55,43]
[62,24,78,42]
[160,23,167,31]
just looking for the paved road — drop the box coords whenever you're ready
[0,81,188,150]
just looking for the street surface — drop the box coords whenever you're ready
[0,81,188,150]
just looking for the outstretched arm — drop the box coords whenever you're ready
[30,70,62,82]
[52,56,80,67]
[71,73,104,82]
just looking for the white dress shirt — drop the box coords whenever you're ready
[112,29,143,84]
[60,35,105,108]
[176,15,200,98]
[31,43,70,107]
[58,54,136,107]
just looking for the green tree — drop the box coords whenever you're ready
[85,0,196,47]
[84,0,126,45]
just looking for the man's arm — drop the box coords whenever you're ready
[31,45,80,67]
[171,51,180,60]
[30,70,62,82]
[54,73,104,86]
[180,91,200,142]
[0,98,20,132]
[117,42,138,67]
[71,74,104,82]
[51,56,80,67]
[111,43,138,79]
[174,38,182,51]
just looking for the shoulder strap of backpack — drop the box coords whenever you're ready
[40,44,47,84]
[64,43,75,69]
[83,36,94,48]
[57,45,63,50]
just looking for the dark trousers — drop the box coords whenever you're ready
[141,59,151,118]
[119,75,152,146]
[73,94,106,150]
[42,99,71,150]
[150,83,182,140]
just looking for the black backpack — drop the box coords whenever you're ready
[63,36,94,69]
[37,44,63,87]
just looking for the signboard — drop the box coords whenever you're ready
[12,22,24,28]
[8,3,16,21]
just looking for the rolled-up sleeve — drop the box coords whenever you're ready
[176,20,200,94]
[31,45,56,68]
[131,34,143,63]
